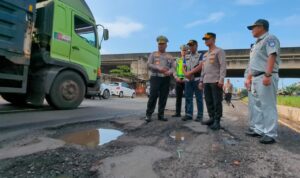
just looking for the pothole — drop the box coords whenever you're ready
[169,130,191,142]
[60,128,123,148]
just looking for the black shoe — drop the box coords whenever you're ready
[172,113,181,117]
[201,118,214,126]
[158,117,168,121]
[181,116,192,121]
[259,135,276,144]
[245,130,262,138]
[194,116,203,122]
[145,116,152,122]
[209,119,221,130]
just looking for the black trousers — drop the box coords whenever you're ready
[146,76,170,118]
[225,93,232,103]
[175,82,185,115]
[204,83,223,120]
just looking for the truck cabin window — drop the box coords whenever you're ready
[74,16,96,47]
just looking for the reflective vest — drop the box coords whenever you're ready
[176,57,186,79]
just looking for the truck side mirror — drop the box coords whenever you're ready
[103,29,109,41]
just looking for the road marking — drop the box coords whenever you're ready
[279,118,300,134]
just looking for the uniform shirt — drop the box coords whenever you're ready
[148,51,174,77]
[201,47,226,84]
[185,52,203,81]
[249,32,281,75]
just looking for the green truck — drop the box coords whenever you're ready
[0,0,108,109]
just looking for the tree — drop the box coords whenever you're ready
[109,65,134,78]
[284,83,300,96]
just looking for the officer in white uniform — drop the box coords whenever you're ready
[245,19,281,144]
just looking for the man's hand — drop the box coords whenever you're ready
[198,82,203,90]
[175,77,183,83]
[158,67,169,74]
[244,78,252,91]
[217,82,224,89]
[184,71,192,80]
[263,76,271,86]
[163,70,172,76]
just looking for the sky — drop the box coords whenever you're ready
[85,0,300,88]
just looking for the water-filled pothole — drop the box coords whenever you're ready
[60,128,123,148]
[169,130,191,141]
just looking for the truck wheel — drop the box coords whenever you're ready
[1,94,27,106]
[119,91,124,98]
[102,90,110,99]
[47,71,85,109]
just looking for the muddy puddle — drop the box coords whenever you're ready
[169,130,191,142]
[60,128,123,148]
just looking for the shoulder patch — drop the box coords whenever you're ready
[267,39,276,47]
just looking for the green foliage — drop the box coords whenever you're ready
[283,83,300,95]
[109,65,134,78]
[240,89,248,98]
[277,96,300,108]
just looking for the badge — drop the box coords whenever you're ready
[155,58,160,65]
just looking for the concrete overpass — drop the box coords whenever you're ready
[101,47,300,79]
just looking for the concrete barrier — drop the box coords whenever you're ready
[277,105,300,122]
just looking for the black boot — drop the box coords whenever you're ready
[210,118,221,130]
[201,117,214,126]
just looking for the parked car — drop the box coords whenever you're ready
[86,83,111,100]
[109,82,136,98]
[99,83,111,99]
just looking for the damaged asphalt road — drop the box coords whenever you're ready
[0,98,300,178]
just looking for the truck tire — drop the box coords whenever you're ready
[47,71,85,109]
[1,94,27,106]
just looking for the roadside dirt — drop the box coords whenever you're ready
[0,104,300,178]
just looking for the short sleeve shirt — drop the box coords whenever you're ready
[249,33,281,73]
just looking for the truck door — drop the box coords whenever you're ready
[70,12,99,81]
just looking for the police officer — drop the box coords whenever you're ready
[245,19,281,144]
[181,40,204,122]
[172,45,188,117]
[199,33,226,130]
[145,35,174,122]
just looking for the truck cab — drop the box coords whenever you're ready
[0,0,108,109]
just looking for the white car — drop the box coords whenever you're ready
[99,83,111,99]
[109,82,136,98]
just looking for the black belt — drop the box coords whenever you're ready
[252,71,278,77]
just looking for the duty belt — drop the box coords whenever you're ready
[252,71,278,77]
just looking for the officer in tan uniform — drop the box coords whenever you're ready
[145,35,174,122]
[199,33,227,130]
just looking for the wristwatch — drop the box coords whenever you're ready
[264,73,272,77]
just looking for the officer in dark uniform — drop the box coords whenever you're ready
[145,35,174,122]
